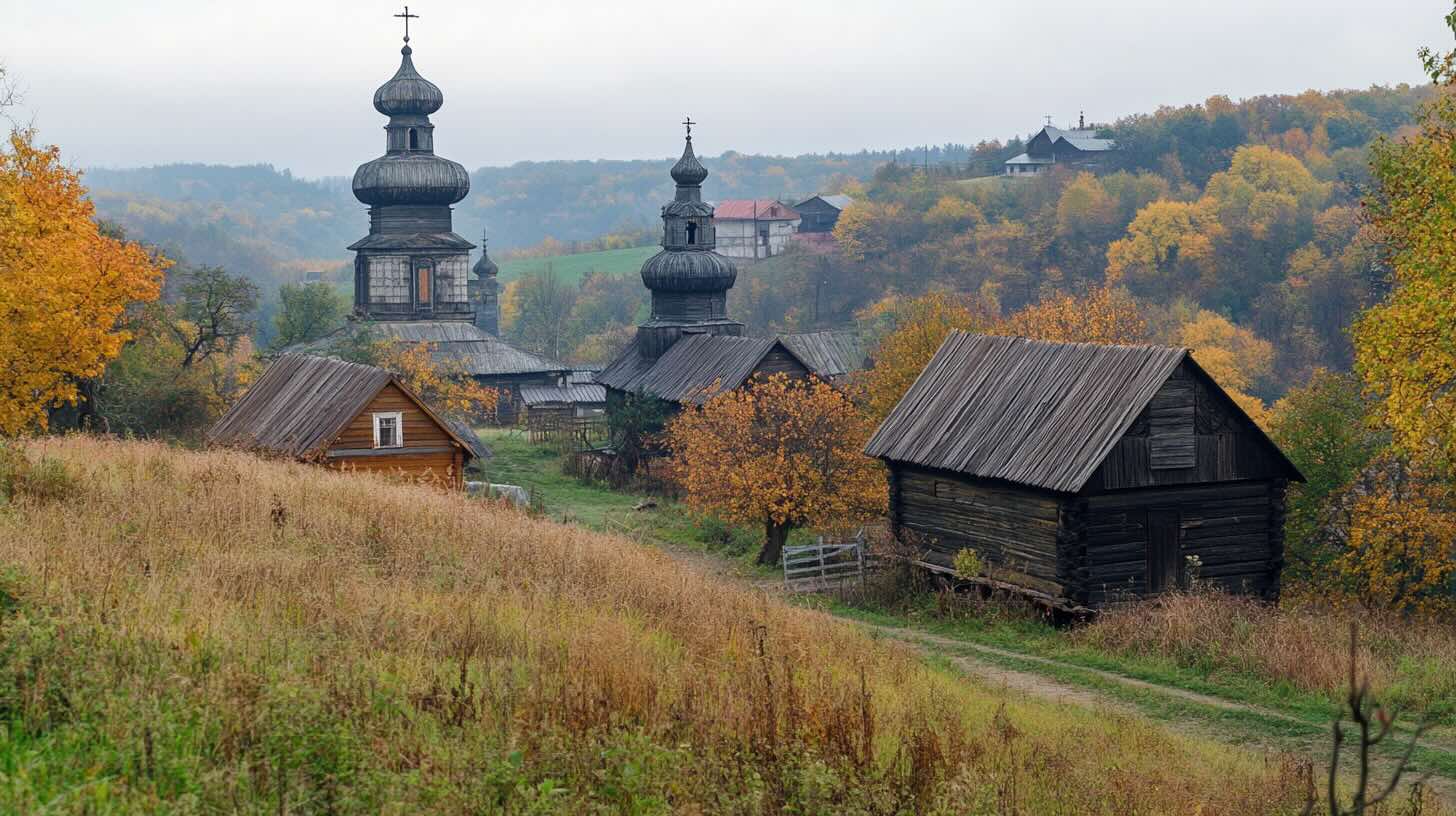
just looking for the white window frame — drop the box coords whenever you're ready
[372,411,404,449]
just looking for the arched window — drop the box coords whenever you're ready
[685,221,698,245]
[408,128,419,150]
[416,262,432,306]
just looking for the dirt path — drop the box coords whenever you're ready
[866,622,1456,805]
[641,533,1456,803]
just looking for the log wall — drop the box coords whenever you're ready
[1082,480,1279,605]
[327,383,466,488]
[892,466,1064,596]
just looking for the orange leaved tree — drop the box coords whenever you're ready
[0,130,166,434]
[368,341,499,425]
[664,373,886,566]
[857,291,993,421]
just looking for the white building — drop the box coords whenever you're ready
[711,199,801,261]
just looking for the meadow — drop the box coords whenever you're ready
[0,436,1349,814]
[496,245,658,286]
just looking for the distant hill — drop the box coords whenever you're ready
[84,144,972,293]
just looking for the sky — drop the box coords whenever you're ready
[3,0,1452,179]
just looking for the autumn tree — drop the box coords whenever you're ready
[0,129,166,434]
[1354,10,1456,474]
[367,341,499,424]
[1105,199,1222,297]
[271,281,348,349]
[857,291,993,420]
[665,373,886,566]
[995,285,1147,345]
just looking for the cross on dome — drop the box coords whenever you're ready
[394,5,419,43]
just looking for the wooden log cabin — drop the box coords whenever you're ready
[207,353,488,488]
[864,332,1304,610]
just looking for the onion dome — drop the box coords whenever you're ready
[373,45,444,116]
[641,248,737,293]
[473,235,499,278]
[352,153,470,207]
[670,136,709,187]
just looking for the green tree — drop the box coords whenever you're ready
[168,265,260,369]
[271,282,348,349]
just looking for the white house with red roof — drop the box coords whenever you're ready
[711,199,802,261]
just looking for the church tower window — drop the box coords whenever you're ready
[416,262,433,306]
[686,222,698,245]
[408,128,419,150]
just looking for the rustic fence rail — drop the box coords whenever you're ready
[526,414,608,445]
[783,531,865,591]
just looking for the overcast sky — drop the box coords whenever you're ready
[4,0,1451,178]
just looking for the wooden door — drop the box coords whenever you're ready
[1146,507,1182,593]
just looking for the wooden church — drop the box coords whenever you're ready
[865,332,1304,610]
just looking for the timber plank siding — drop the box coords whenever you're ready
[208,354,485,490]
[868,333,1304,610]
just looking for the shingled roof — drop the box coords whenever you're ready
[865,333,1206,493]
[597,334,813,405]
[207,353,487,460]
[290,320,568,378]
[779,330,866,379]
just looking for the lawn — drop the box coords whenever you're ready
[496,245,658,286]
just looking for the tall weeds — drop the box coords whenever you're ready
[0,437,1386,814]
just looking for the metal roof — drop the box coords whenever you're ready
[712,199,800,221]
[1057,135,1117,152]
[779,330,866,379]
[519,384,607,406]
[597,334,811,404]
[821,194,854,210]
[864,333,1191,493]
[207,353,488,461]
[1004,152,1055,165]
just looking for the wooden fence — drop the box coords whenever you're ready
[526,414,608,445]
[783,530,866,591]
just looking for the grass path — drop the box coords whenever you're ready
[861,620,1456,805]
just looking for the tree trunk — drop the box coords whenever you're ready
[758,520,792,567]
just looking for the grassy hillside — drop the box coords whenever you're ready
[497,245,658,286]
[0,437,1332,814]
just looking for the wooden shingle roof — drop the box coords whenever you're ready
[207,353,487,461]
[597,334,812,405]
[864,333,1192,493]
[779,330,866,379]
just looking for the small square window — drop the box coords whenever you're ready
[373,412,403,448]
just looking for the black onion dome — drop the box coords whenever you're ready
[640,249,736,293]
[670,138,708,187]
[473,240,498,277]
[352,153,471,207]
[373,46,444,116]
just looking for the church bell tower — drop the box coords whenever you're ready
[349,7,476,322]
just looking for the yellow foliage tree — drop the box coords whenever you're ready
[664,373,886,566]
[0,130,166,434]
[1176,308,1275,426]
[996,285,1147,345]
[1105,199,1222,294]
[857,291,993,420]
[369,341,499,424]
[1323,456,1456,615]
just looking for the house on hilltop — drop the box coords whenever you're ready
[1004,116,1116,177]
[712,199,801,260]
[207,353,488,489]
[794,194,854,233]
[865,332,1303,610]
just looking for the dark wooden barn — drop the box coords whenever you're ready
[864,332,1304,609]
[208,353,488,489]
[598,334,815,415]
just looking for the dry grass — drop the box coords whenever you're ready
[0,437,1402,814]
[1080,588,1456,721]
